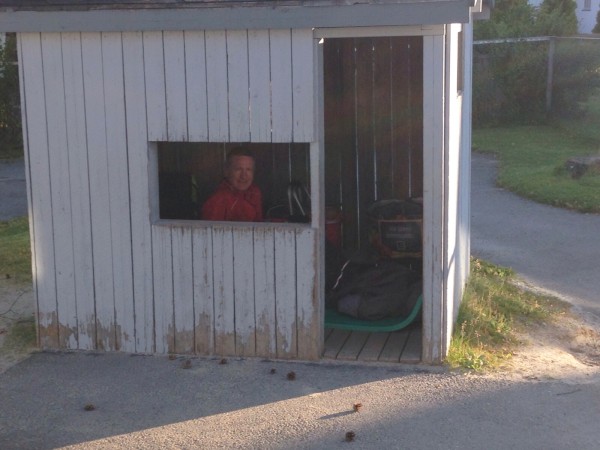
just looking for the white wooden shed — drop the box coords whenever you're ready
[1,0,486,364]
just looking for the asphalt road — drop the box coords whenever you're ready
[0,353,599,449]
[470,153,600,319]
[0,158,27,221]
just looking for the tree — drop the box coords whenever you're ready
[592,11,600,33]
[474,0,536,40]
[535,0,578,36]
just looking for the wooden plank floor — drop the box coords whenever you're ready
[323,323,422,363]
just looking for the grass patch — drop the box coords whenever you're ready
[559,89,600,144]
[0,217,32,283]
[472,126,600,213]
[2,318,36,353]
[447,258,570,371]
[473,89,600,213]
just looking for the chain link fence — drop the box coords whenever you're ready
[0,33,22,159]
[473,36,600,127]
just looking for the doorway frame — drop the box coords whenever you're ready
[314,25,447,363]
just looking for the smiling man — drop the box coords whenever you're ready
[201,147,263,222]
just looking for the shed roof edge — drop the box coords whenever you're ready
[0,2,472,32]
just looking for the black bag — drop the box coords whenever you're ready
[328,258,421,321]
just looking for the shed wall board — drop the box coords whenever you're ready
[41,33,78,349]
[184,31,209,142]
[103,32,137,352]
[422,33,445,364]
[459,15,473,300]
[19,33,59,349]
[122,31,155,354]
[18,28,321,360]
[444,23,461,356]
[61,32,96,351]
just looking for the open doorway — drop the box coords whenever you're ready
[322,36,425,362]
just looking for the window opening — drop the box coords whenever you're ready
[157,142,310,223]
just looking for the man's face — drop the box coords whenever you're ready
[225,155,255,191]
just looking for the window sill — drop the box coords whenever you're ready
[153,218,313,230]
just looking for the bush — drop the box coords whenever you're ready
[0,33,22,159]
[536,0,578,36]
[592,11,600,34]
[552,40,600,118]
[473,42,548,126]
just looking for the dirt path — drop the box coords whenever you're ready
[496,293,600,383]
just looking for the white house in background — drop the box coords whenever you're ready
[577,0,599,32]
[0,0,489,364]
[529,0,599,33]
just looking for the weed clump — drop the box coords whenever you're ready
[447,258,569,371]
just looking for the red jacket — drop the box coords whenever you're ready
[201,180,263,222]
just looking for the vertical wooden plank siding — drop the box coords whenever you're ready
[172,227,195,354]
[274,229,297,358]
[372,38,392,200]
[122,31,154,354]
[422,35,445,364]
[253,227,277,356]
[227,30,251,142]
[390,39,411,199]
[291,28,314,142]
[192,227,215,354]
[61,32,96,350]
[310,38,325,359]
[212,226,236,355]
[143,31,168,141]
[354,38,374,247]
[102,32,136,352]
[323,37,424,251]
[20,29,321,359]
[444,25,458,356]
[296,228,319,360]
[248,30,271,142]
[152,226,174,354]
[270,29,293,143]
[81,32,117,351]
[233,229,256,356]
[20,33,59,348]
[205,30,229,142]
[458,21,473,324]
[164,31,188,141]
[445,24,465,355]
[41,33,78,348]
[184,31,209,141]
